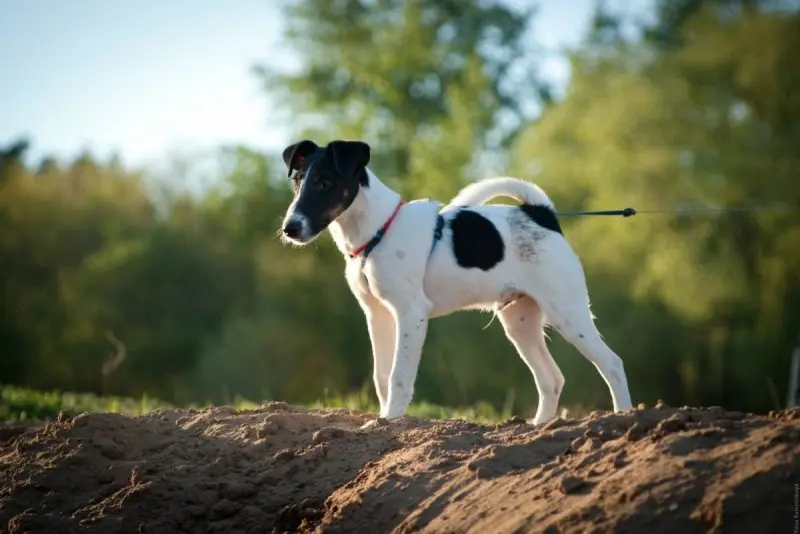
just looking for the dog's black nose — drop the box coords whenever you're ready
[282,220,302,239]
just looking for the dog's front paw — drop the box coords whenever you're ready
[359,417,389,431]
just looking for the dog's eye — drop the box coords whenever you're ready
[314,178,332,190]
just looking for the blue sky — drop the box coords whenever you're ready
[0,0,652,169]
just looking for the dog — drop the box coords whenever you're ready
[279,138,633,426]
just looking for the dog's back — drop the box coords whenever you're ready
[421,178,580,318]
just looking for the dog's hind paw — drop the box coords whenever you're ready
[359,417,389,431]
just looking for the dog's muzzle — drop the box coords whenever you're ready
[281,213,313,243]
[282,219,303,239]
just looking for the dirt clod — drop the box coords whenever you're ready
[559,475,587,494]
[1,404,798,533]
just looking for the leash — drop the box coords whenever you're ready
[556,204,795,218]
[350,202,794,264]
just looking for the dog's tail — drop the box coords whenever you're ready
[446,177,554,208]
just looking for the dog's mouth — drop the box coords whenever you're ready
[280,231,320,247]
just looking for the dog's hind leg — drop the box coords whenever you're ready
[498,296,565,425]
[536,296,633,413]
[523,237,634,413]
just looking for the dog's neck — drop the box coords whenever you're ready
[328,169,402,258]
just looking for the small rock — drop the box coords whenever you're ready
[668,502,679,512]
[210,498,241,520]
[656,413,688,434]
[273,448,295,463]
[301,507,324,520]
[654,399,668,409]
[597,429,615,441]
[285,463,300,476]
[301,497,323,510]
[256,474,280,486]
[276,504,302,531]
[505,415,526,425]
[240,505,268,523]
[311,427,345,445]
[0,426,27,445]
[97,469,114,484]
[559,475,587,494]
[256,421,279,439]
[541,417,568,431]
[625,422,647,442]
[187,505,206,518]
[264,401,291,411]
[220,480,256,500]
[582,437,602,451]
[263,413,287,429]
[473,467,492,479]
[71,414,91,428]
[92,433,126,460]
[637,403,648,411]
[198,490,219,508]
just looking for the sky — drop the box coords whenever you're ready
[0,0,653,170]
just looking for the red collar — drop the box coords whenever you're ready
[349,200,405,259]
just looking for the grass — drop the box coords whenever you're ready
[0,383,517,424]
[0,385,172,423]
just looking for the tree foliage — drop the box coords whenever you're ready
[255,0,549,198]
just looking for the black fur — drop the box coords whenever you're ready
[519,204,563,235]
[281,139,371,237]
[449,209,505,271]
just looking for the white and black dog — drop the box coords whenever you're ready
[279,139,633,426]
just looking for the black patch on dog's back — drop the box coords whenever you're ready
[519,204,563,235]
[449,209,505,271]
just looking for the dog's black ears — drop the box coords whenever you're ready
[328,140,370,178]
[282,139,318,177]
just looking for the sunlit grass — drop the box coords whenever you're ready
[0,385,172,422]
[0,384,521,424]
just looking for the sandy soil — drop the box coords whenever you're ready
[1,402,798,534]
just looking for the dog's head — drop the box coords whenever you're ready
[280,139,371,245]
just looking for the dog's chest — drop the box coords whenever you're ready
[353,269,372,296]
[345,259,374,298]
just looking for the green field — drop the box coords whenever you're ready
[0,384,521,424]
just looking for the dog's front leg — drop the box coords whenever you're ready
[381,296,432,420]
[358,294,396,412]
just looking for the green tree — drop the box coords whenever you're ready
[255,0,548,198]
[510,1,800,410]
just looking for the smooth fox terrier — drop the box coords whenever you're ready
[279,139,633,426]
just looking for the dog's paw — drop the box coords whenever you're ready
[359,417,389,431]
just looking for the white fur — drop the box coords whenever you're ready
[284,170,634,425]
[447,176,554,208]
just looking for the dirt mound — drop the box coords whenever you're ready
[0,403,798,534]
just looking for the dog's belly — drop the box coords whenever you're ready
[423,267,513,319]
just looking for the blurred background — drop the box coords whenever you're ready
[2,0,799,420]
